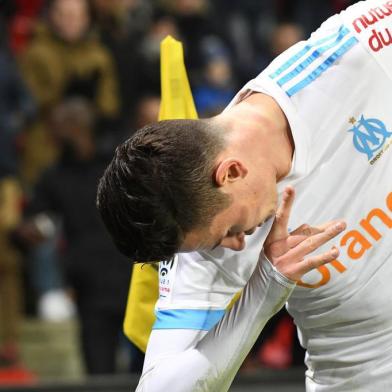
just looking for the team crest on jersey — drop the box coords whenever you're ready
[348,115,392,165]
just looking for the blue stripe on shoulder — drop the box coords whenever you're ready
[153,309,225,331]
[276,26,350,87]
[269,25,347,80]
[286,36,359,97]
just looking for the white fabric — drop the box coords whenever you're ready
[137,256,295,391]
[156,218,273,311]
[231,1,392,390]
[246,2,392,390]
[140,1,392,390]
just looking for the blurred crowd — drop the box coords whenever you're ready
[0,0,355,382]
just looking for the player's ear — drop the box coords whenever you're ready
[214,158,248,187]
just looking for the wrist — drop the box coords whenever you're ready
[260,250,297,288]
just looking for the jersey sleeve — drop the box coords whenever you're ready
[136,253,296,392]
[153,220,275,332]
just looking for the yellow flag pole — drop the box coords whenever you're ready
[159,36,198,121]
[123,36,198,352]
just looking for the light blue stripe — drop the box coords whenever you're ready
[277,27,350,87]
[286,36,359,97]
[153,309,225,330]
[269,25,346,80]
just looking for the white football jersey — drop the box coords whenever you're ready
[151,1,392,390]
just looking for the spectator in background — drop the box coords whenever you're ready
[0,177,25,370]
[270,22,305,57]
[16,98,139,375]
[92,0,153,127]
[18,0,120,187]
[257,21,305,71]
[5,0,45,55]
[132,95,161,131]
[212,0,276,85]
[92,0,152,40]
[16,0,121,323]
[138,12,180,96]
[0,19,36,179]
[158,0,220,81]
[277,0,335,38]
[193,37,237,118]
[0,17,35,376]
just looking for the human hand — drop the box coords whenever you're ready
[264,186,346,281]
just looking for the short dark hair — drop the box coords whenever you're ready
[96,119,231,262]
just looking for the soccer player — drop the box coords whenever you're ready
[97,0,392,390]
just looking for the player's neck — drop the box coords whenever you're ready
[218,92,294,181]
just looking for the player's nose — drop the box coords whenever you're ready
[220,233,246,251]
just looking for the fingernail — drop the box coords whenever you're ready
[331,247,339,257]
[335,222,344,230]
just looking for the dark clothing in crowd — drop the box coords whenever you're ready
[27,152,132,374]
[0,49,35,177]
[18,22,120,185]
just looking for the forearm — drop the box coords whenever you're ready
[137,253,296,392]
[196,253,295,390]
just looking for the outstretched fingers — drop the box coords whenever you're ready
[273,221,346,281]
[286,224,320,249]
[296,246,339,276]
[284,221,346,261]
[287,220,344,249]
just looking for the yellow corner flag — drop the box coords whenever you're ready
[123,36,198,352]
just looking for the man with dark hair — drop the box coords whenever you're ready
[97,0,392,390]
[98,118,230,262]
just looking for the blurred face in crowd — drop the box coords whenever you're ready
[142,16,179,59]
[206,57,232,87]
[50,0,90,43]
[49,99,96,160]
[135,96,161,129]
[151,17,179,41]
[271,23,305,56]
